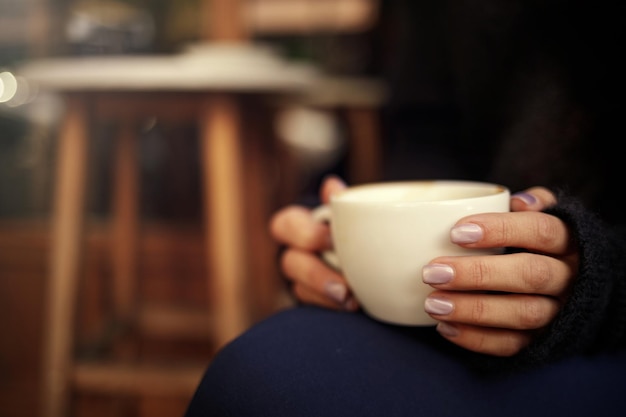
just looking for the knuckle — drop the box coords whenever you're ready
[468,258,492,288]
[489,216,512,247]
[531,214,560,248]
[470,298,488,323]
[520,254,553,292]
[518,297,548,329]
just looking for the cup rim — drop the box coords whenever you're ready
[331,180,510,205]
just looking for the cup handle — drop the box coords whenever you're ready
[311,205,341,271]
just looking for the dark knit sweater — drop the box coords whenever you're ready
[468,194,626,373]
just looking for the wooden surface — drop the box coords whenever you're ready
[17,43,317,92]
[199,94,249,347]
[42,95,90,417]
[0,219,218,417]
[203,0,247,41]
[245,0,380,34]
[36,90,278,417]
[16,29,386,417]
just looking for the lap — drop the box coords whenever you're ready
[185,306,626,417]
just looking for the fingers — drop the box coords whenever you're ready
[510,186,557,212]
[435,322,535,357]
[292,283,358,311]
[427,288,557,356]
[452,211,575,256]
[425,291,561,330]
[269,176,347,250]
[281,248,359,311]
[320,175,347,204]
[424,186,575,356]
[424,253,567,355]
[270,175,356,311]
[269,205,332,251]
[424,252,572,355]
[424,252,575,297]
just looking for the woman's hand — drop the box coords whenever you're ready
[269,176,359,311]
[424,187,579,356]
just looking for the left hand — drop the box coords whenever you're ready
[423,187,579,356]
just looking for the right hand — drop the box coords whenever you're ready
[269,176,359,311]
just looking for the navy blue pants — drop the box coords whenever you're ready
[185,306,626,417]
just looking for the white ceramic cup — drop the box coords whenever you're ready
[312,180,510,326]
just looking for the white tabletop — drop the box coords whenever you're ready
[17,42,319,93]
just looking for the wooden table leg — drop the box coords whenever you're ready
[199,94,249,349]
[42,95,89,417]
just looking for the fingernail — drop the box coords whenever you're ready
[325,282,348,304]
[423,263,454,284]
[512,192,538,206]
[436,321,460,337]
[451,223,483,244]
[425,296,454,315]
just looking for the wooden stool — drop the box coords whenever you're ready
[20,46,387,417]
[20,44,316,417]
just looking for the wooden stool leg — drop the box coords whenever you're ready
[42,95,89,417]
[111,121,139,324]
[199,95,249,349]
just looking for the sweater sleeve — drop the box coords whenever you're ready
[470,192,626,373]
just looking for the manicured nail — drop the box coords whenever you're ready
[423,263,454,284]
[451,223,483,244]
[325,282,348,304]
[436,321,460,337]
[425,297,454,315]
[512,192,538,206]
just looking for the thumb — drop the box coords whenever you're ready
[320,176,348,204]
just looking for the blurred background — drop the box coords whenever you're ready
[3,2,617,415]
[0,1,392,416]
